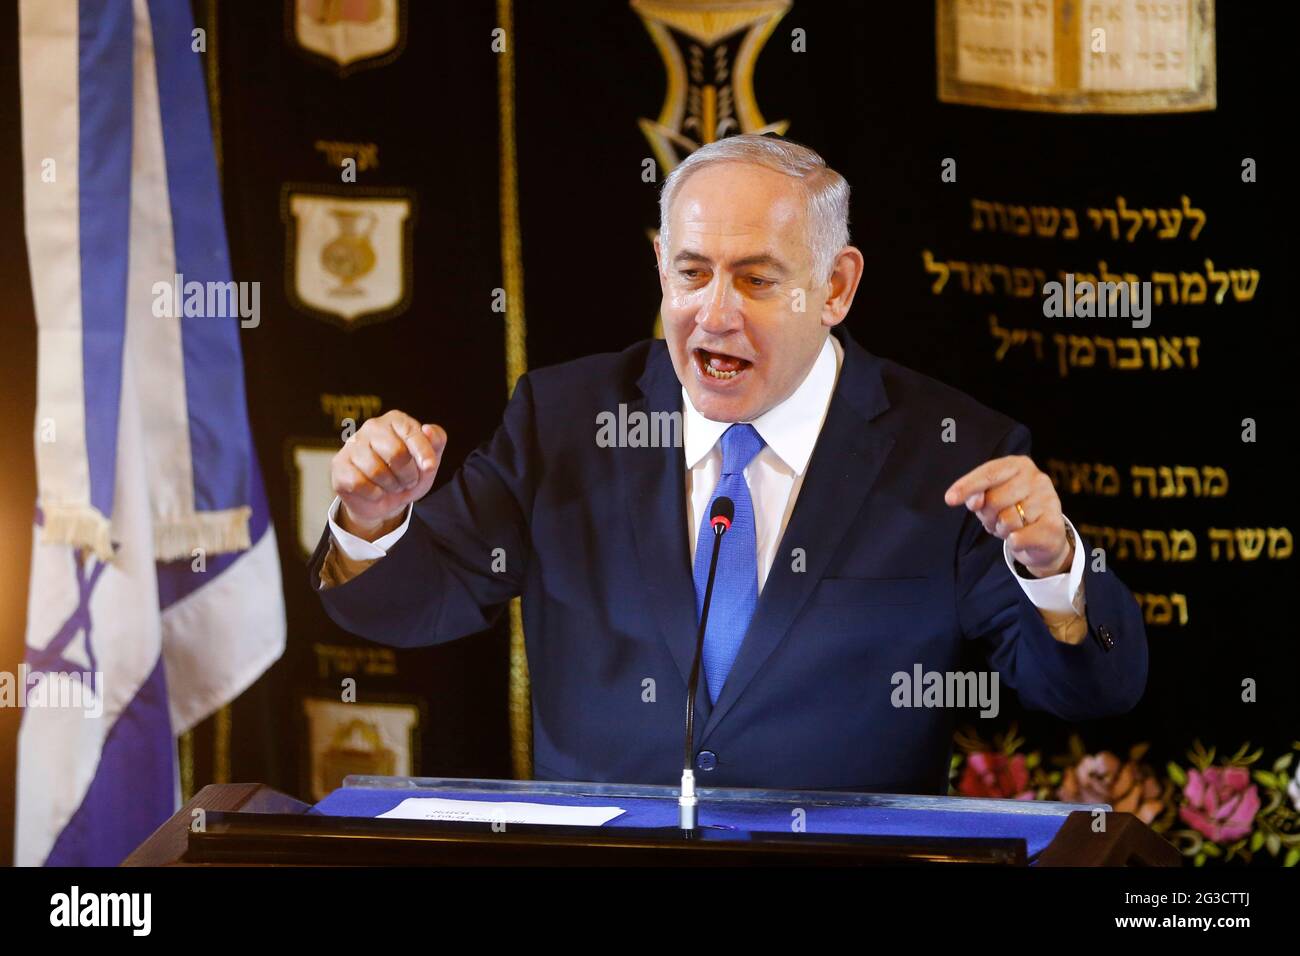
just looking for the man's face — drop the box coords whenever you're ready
[656,161,842,422]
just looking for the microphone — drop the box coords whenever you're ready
[680,495,734,831]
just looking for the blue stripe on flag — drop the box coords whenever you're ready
[146,0,251,514]
[43,658,176,866]
[77,0,134,520]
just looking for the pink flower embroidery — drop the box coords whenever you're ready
[1178,766,1260,843]
[958,752,1034,800]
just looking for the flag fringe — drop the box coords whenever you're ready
[153,506,252,562]
[40,505,114,562]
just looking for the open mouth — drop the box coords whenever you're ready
[694,347,753,383]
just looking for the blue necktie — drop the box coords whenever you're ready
[693,423,766,704]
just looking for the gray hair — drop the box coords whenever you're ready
[657,134,851,282]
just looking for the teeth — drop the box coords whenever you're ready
[703,362,740,380]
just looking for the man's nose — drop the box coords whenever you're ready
[695,275,742,333]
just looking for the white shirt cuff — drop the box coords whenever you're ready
[327,497,413,560]
[1004,513,1085,616]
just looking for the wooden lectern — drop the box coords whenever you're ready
[124,776,1182,867]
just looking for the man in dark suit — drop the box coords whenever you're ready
[310,134,1146,794]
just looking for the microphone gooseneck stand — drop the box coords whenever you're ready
[680,496,733,832]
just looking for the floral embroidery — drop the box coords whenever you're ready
[950,727,1299,867]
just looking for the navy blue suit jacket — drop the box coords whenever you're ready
[311,325,1147,793]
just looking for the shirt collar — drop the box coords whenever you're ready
[681,333,842,475]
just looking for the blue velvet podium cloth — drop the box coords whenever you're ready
[311,777,1102,861]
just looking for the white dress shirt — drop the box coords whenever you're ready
[325,335,1086,629]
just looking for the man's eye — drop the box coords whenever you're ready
[745,276,774,288]
[679,270,703,280]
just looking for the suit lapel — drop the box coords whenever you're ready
[616,343,713,726]
[700,327,894,743]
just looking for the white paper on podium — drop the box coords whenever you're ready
[376,797,626,827]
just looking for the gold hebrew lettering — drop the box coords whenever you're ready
[1267,527,1293,559]
[1053,333,1069,378]
[1169,529,1196,561]
[1116,196,1143,242]
[1156,207,1183,239]
[1204,259,1229,304]
[1030,206,1060,237]
[1117,528,1145,560]
[1179,271,1207,304]
[1088,206,1119,241]
[1068,335,1096,368]
[1157,337,1186,370]
[989,314,1012,360]
[1141,529,1170,561]
[1012,267,1036,296]
[993,264,1013,294]
[1228,270,1260,302]
[1173,465,1201,497]
[1093,336,1116,368]
[1151,271,1178,306]
[1207,527,1235,560]
[1202,466,1228,496]
[1146,594,1172,624]
[1131,466,1157,497]
[1008,204,1031,236]
[1068,462,1093,495]
[1060,208,1079,239]
[1095,464,1120,496]
[923,249,949,293]
[1117,338,1142,370]
[1181,195,1206,240]
[1235,528,1266,561]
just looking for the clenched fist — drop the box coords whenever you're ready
[332,410,447,540]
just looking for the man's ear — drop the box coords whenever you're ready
[820,246,865,328]
[653,236,667,293]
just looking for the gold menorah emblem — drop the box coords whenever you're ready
[320,208,378,296]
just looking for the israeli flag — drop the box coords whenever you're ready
[16,0,285,865]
